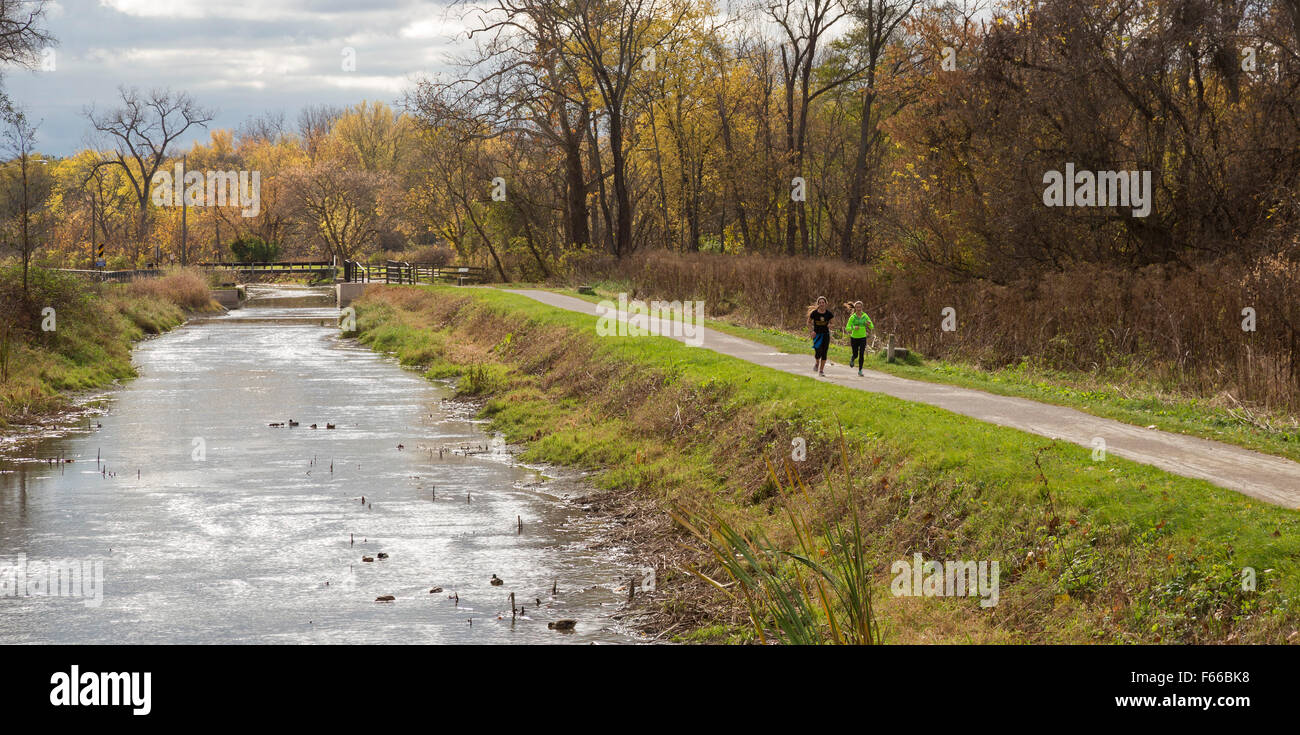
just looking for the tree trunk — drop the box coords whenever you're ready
[609,112,632,258]
[717,94,752,251]
[464,203,509,282]
[586,116,614,254]
[20,154,29,298]
[841,86,877,262]
[559,106,590,249]
[522,219,550,278]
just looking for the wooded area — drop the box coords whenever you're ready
[2,0,1299,405]
[0,0,1292,279]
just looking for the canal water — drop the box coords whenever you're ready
[0,285,638,644]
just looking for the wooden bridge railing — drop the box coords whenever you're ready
[197,261,336,275]
[343,260,489,286]
[52,268,163,283]
[56,260,488,286]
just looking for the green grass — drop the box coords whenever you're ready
[0,267,191,429]
[550,284,1300,464]
[353,285,1300,643]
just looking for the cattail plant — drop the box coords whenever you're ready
[673,428,880,645]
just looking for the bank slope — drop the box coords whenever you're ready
[0,267,218,431]
[352,285,1299,644]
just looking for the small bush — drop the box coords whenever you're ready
[229,235,281,263]
[458,362,510,396]
[125,269,217,312]
[390,244,454,267]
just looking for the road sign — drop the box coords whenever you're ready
[95,259,106,268]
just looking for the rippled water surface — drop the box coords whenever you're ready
[0,285,637,644]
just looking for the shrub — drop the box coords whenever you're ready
[391,244,455,267]
[125,269,217,311]
[229,235,281,263]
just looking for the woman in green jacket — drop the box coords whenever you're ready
[843,301,874,376]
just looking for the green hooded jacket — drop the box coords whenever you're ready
[845,312,873,339]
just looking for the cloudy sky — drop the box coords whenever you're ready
[2,0,477,155]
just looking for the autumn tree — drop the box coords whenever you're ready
[84,87,214,263]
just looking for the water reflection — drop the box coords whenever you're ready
[0,285,637,644]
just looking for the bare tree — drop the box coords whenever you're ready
[464,0,689,258]
[84,87,214,263]
[238,110,287,146]
[423,1,599,252]
[837,0,919,261]
[0,0,53,67]
[297,104,343,162]
[766,0,853,254]
[1,101,41,297]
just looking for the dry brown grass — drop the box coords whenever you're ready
[125,269,219,312]
[574,251,1300,412]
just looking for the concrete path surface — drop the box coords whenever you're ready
[506,289,1300,509]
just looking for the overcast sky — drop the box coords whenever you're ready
[1,0,476,156]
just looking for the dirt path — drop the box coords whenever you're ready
[506,288,1300,509]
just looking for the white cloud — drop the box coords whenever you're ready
[100,0,267,20]
[316,74,410,94]
[11,1,466,153]
[399,17,468,40]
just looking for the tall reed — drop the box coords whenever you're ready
[672,430,880,645]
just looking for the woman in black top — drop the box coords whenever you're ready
[808,296,834,377]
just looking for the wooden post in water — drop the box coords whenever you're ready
[510,592,516,619]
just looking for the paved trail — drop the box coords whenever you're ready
[506,289,1300,509]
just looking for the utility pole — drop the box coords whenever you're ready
[20,147,29,294]
[89,188,95,269]
[180,155,188,266]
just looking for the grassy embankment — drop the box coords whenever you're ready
[351,285,1299,644]
[0,267,220,430]
[554,282,1300,465]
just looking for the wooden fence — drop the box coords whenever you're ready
[54,260,489,286]
[196,261,336,277]
[342,260,489,285]
[52,269,163,283]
